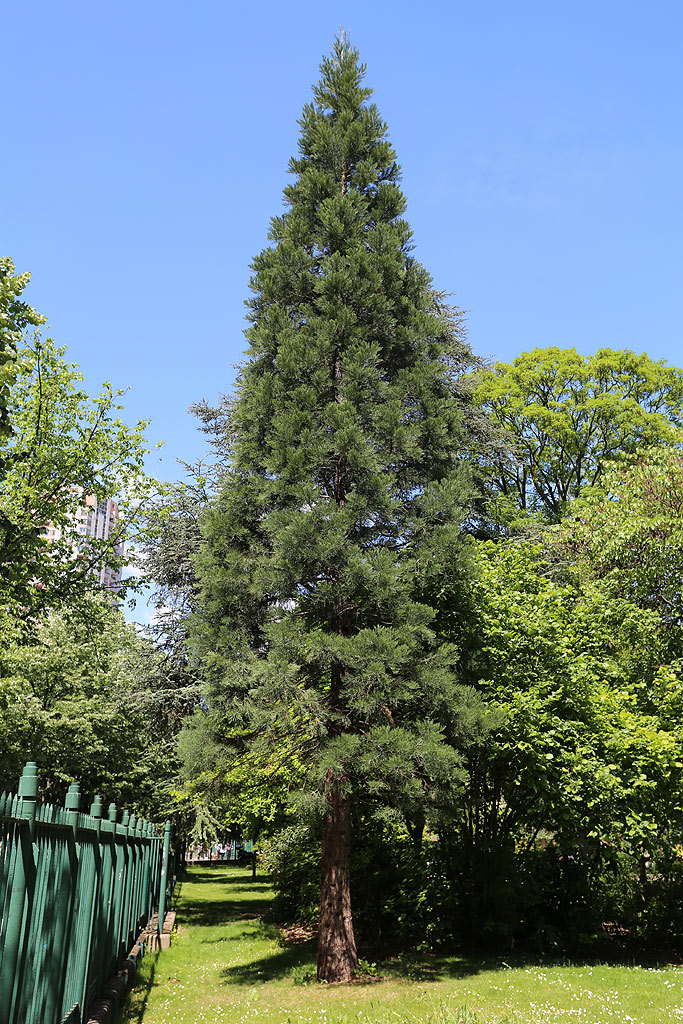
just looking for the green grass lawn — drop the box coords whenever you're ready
[122,866,682,1024]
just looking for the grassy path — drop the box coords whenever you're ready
[122,866,683,1024]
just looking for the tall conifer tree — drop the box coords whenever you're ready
[193,36,476,981]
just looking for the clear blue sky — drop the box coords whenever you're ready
[5,0,683,478]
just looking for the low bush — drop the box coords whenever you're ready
[261,817,683,954]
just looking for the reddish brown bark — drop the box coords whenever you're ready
[316,786,358,982]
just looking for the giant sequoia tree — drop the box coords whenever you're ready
[192,37,475,981]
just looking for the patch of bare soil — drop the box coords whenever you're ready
[280,922,316,944]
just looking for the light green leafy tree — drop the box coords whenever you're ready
[432,539,683,933]
[474,347,683,523]
[0,258,45,444]
[564,444,683,625]
[0,333,159,617]
[176,720,307,842]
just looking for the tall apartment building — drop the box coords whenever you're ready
[43,486,124,592]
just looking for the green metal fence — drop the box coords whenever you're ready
[0,761,174,1024]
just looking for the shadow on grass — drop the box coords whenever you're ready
[171,879,182,909]
[180,902,269,926]
[378,949,677,984]
[217,937,678,989]
[182,867,268,886]
[174,867,274,927]
[122,951,159,1024]
[378,953,541,983]
[218,944,678,990]
[200,921,282,944]
[165,866,680,996]
[215,943,521,987]
[186,874,269,889]
[220,939,315,985]
[217,946,489,987]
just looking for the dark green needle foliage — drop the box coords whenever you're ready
[192,35,475,980]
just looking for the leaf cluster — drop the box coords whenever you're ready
[474,346,683,523]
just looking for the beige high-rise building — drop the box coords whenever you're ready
[43,486,124,592]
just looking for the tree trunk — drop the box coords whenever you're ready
[317,787,358,982]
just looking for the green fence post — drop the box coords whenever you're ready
[65,782,80,834]
[127,813,138,947]
[113,807,128,964]
[73,795,102,1016]
[150,828,161,914]
[147,821,156,922]
[88,794,109,1002]
[116,809,130,961]
[60,782,82,1018]
[157,821,171,938]
[140,821,152,928]
[44,782,80,1024]
[124,812,136,952]
[134,817,144,933]
[97,803,116,984]
[42,806,69,1024]
[0,761,38,1024]
[106,802,121,974]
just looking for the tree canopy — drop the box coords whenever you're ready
[475,347,683,523]
[0,333,158,617]
[564,444,683,626]
[0,262,189,824]
[0,258,45,443]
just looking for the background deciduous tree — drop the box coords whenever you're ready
[0,263,194,823]
[474,347,683,523]
[564,444,683,625]
[0,333,158,617]
[0,258,45,443]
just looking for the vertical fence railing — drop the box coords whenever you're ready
[0,762,175,1024]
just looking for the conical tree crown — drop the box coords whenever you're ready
[231,32,469,572]
[195,35,473,766]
